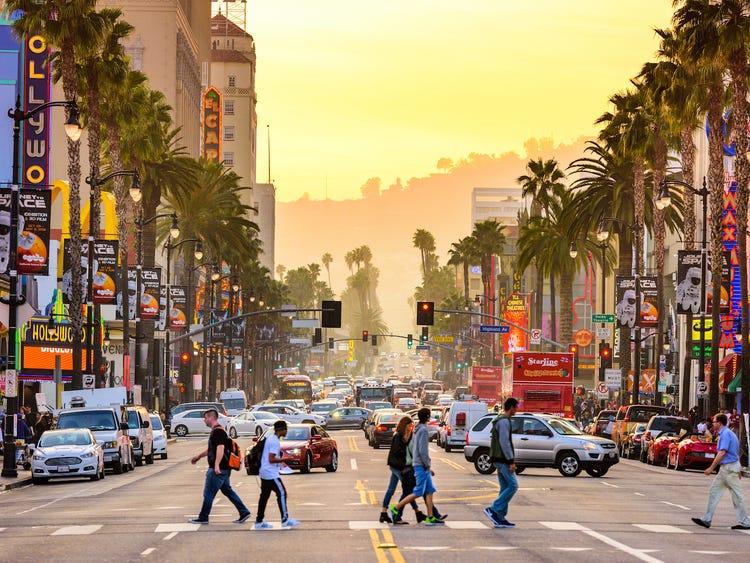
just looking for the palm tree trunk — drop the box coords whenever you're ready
[535,262,543,350]
[462,261,470,304]
[633,159,645,274]
[559,270,573,345]
[680,126,696,415]
[549,273,557,343]
[87,70,103,387]
[653,133,667,405]
[618,233,633,401]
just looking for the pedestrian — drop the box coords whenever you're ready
[691,413,750,530]
[189,409,251,525]
[484,397,519,528]
[254,420,300,529]
[697,419,708,436]
[32,413,52,445]
[380,417,422,523]
[388,407,443,525]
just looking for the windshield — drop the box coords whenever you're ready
[127,410,141,429]
[651,417,691,433]
[222,398,246,410]
[39,431,92,447]
[628,407,664,423]
[150,416,164,430]
[311,403,336,413]
[548,418,584,436]
[360,387,389,400]
[283,428,310,441]
[378,414,402,423]
[368,402,391,409]
[58,410,117,431]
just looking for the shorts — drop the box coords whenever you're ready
[412,465,436,497]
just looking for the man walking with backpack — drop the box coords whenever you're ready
[484,397,519,528]
[254,420,300,529]
[189,409,251,524]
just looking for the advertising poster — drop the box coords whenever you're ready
[169,286,188,330]
[615,277,637,328]
[60,239,89,304]
[638,277,659,328]
[92,240,118,304]
[0,189,52,276]
[156,286,168,331]
[139,268,161,321]
[676,250,702,314]
[706,252,731,315]
[116,269,137,321]
[502,293,527,353]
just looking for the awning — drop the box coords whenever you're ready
[728,371,742,393]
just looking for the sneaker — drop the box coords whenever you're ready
[731,524,750,530]
[435,513,448,522]
[483,507,502,526]
[188,518,208,525]
[499,518,516,528]
[282,518,300,529]
[388,504,400,519]
[234,512,252,524]
[254,521,272,530]
[379,512,392,524]
[423,516,443,526]
[691,517,710,529]
[415,511,426,524]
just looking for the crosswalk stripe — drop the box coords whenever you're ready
[444,521,488,530]
[349,521,390,530]
[476,546,518,551]
[540,521,587,531]
[154,523,202,533]
[633,524,691,534]
[52,525,102,536]
[552,547,593,551]
[141,548,156,557]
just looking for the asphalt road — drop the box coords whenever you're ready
[0,430,749,563]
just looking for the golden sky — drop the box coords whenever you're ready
[250,1,673,202]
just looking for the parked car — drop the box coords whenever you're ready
[171,409,230,437]
[439,401,488,452]
[227,410,280,438]
[368,411,404,448]
[640,416,692,463]
[620,423,648,459]
[667,435,718,471]
[169,402,227,432]
[326,407,371,429]
[611,404,667,450]
[150,413,168,460]
[245,424,338,474]
[30,429,105,484]
[590,410,616,438]
[464,413,619,477]
[645,433,681,466]
[125,405,155,466]
[251,404,326,425]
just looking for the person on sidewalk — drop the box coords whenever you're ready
[255,420,300,529]
[484,397,519,529]
[388,407,443,526]
[380,416,423,524]
[189,409,251,525]
[692,413,750,531]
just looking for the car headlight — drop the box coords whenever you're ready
[582,441,598,450]
[81,451,96,458]
[104,441,119,449]
[287,448,301,456]
[32,453,45,461]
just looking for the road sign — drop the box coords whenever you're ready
[595,326,611,339]
[416,344,430,351]
[596,382,609,398]
[530,329,542,345]
[697,381,708,398]
[82,374,95,389]
[4,369,17,397]
[433,335,454,344]
[604,368,621,389]
[480,325,510,334]
[592,314,616,323]
[290,337,312,345]
[691,344,712,359]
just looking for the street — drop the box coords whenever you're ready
[1,430,748,563]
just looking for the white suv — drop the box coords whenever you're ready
[251,404,326,426]
[464,413,619,478]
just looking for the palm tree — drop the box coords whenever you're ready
[471,220,506,320]
[447,237,478,304]
[276,264,286,281]
[321,253,333,290]
[412,229,436,277]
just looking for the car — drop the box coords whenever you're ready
[363,408,402,440]
[364,401,392,411]
[368,411,405,448]
[396,397,417,412]
[56,406,135,475]
[464,413,619,477]
[245,424,338,474]
[30,429,105,484]
[227,410,281,438]
[422,391,440,406]
[611,404,667,449]
[124,405,155,466]
[169,402,227,432]
[590,410,616,437]
[667,434,718,471]
[250,404,326,425]
[645,433,681,466]
[272,399,307,411]
[310,401,339,416]
[171,409,231,437]
[436,396,453,408]
[439,401,488,452]
[620,423,648,460]
[219,388,248,415]
[454,386,471,400]
[326,407,371,429]
[150,413,168,460]
[639,416,692,463]
[326,392,346,406]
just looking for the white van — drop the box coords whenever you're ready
[219,388,247,416]
[440,401,488,452]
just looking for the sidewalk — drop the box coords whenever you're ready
[0,469,32,491]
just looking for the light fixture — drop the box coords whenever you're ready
[258,300,265,307]
[596,222,609,242]
[169,213,180,239]
[129,172,142,203]
[231,276,240,293]
[249,292,256,303]
[656,180,672,210]
[194,241,204,261]
[64,104,82,141]
[211,265,221,282]
[103,327,111,347]
[569,242,578,259]
[193,348,199,356]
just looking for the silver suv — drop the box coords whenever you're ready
[464,413,619,477]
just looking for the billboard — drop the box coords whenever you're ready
[19,318,84,381]
[511,352,575,383]
[139,268,161,321]
[61,239,118,304]
[501,293,527,353]
[638,276,659,328]
[22,33,51,186]
[202,87,222,161]
[676,250,702,315]
[0,189,52,276]
[615,277,637,328]
[169,286,188,330]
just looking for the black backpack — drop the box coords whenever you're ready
[246,437,266,475]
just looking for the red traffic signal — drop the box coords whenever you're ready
[568,344,578,355]
[416,301,435,326]
[362,330,369,342]
[180,352,190,364]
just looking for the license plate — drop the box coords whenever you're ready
[57,466,70,473]
[104,455,113,462]
[705,453,715,458]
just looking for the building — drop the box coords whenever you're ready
[253,183,275,273]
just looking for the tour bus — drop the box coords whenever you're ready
[280,374,313,404]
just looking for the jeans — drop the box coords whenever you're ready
[702,461,750,525]
[490,463,518,519]
[256,478,288,523]
[382,467,418,510]
[198,469,249,522]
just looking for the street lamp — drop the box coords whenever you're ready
[3,97,80,478]
[568,242,578,259]
[211,265,221,282]
[169,215,181,240]
[194,241,204,262]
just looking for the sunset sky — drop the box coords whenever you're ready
[249,1,673,202]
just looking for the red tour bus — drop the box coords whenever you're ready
[504,352,575,417]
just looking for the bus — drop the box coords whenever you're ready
[280,374,313,404]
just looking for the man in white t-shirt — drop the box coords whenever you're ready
[254,420,300,529]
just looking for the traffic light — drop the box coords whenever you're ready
[568,343,578,356]
[568,343,578,379]
[321,300,342,328]
[328,337,334,350]
[313,327,322,346]
[456,361,463,370]
[421,326,429,343]
[371,334,378,347]
[407,334,413,348]
[180,351,190,364]
[362,330,369,342]
[416,301,434,326]
[599,342,612,369]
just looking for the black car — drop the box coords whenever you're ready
[368,412,404,448]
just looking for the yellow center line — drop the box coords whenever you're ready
[439,458,465,471]
[348,436,361,453]
[380,529,406,563]
[368,530,390,563]
[368,490,378,506]
[355,479,368,504]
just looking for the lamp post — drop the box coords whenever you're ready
[84,170,139,384]
[658,177,709,418]
[210,272,236,392]
[2,97,81,478]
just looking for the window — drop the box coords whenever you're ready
[224,99,234,115]
[521,418,551,436]
[228,75,236,87]
[223,152,234,166]
[224,126,235,141]
[185,411,203,419]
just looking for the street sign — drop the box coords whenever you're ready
[530,329,542,345]
[592,314,616,323]
[416,344,430,351]
[433,335,454,344]
[604,368,621,390]
[480,325,510,334]
[82,374,95,389]
[290,337,312,345]
[691,344,712,359]
[596,382,609,398]
[292,318,319,329]
[697,381,708,398]
[595,326,611,339]
[4,369,17,397]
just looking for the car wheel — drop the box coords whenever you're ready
[161,453,168,460]
[557,452,582,477]
[445,444,452,453]
[145,451,154,465]
[325,451,338,472]
[174,425,188,437]
[255,426,263,438]
[514,465,525,475]
[301,452,312,474]
[135,454,143,467]
[585,467,608,478]
[229,427,238,439]
[90,469,101,481]
[113,460,123,475]
[32,477,48,485]
[473,450,496,475]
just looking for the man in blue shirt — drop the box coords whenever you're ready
[692,413,750,530]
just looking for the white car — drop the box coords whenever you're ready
[150,413,168,460]
[326,392,346,406]
[251,404,326,425]
[171,409,230,437]
[30,429,105,484]
[226,410,280,438]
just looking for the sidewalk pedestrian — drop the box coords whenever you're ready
[484,397,519,529]
[189,409,251,525]
[389,407,443,525]
[254,420,300,529]
[691,413,750,530]
[380,416,423,524]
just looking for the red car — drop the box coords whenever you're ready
[667,435,717,471]
[645,434,679,466]
[247,424,338,474]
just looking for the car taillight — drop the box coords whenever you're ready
[376,424,388,432]
[446,426,452,436]
[428,419,438,425]
[465,431,470,445]
[634,435,641,442]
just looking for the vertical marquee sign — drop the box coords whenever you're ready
[23,33,51,186]
[202,87,222,162]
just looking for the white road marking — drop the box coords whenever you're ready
[740,530,750,536]
[429,447,439,453]
[633,524,691,534]
[552,548,593,551]
[52,525,102,536]
[112,508,138,511]
[349,521,389,530]
[476,547,518,551]
[691,551,731,555]
[540,521,587,531]
[404,547,450,551]
[141,548,156,556]
[541,522,664,563]
[299,502,325,506]
[17,485,96,515]
[155,523,202,533]
[350,458,358,470]
[634,492,645,496]
[600,481,619,488]
[0,528,5,532]
[444,521,488,530]
[155,506,184,510]
[660,501,689,511]
[163,532,178,541]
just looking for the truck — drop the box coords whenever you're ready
[504,352,575,418]
[468,366,504,405]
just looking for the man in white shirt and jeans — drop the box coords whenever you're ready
[254,420,300,529]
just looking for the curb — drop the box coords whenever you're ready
[167,438,177,444]
[0,476,33,492]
